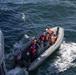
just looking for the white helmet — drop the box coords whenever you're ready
[46,28,48,31]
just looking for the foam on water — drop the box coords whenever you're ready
[37,41,76,74]
[22,13,26,21]
[7,67,28,75]
[54,41,76,71]
[49,41,76,72]
[14,42,22,49]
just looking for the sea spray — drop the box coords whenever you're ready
[37,41,76,75]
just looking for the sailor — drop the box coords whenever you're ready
[30,39,38,62]
[46,28,53,40]
[46,28,53,35]
[39,32,47,46]
[30,39,37,55]
[49,33,57,44]
[40,32,46,41]
[16,51,24,67]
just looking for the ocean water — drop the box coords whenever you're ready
[0,0,76,75]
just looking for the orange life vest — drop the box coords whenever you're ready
[49,34,57,43]
[47,29,53,35]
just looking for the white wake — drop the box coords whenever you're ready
[54,41,76,71]
[38,41,76,74]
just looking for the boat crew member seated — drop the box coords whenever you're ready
[49,33,57,44]
[39,32,47,46]
[30,39,38,61]
[30,40,37,54]
[16,51,24,67]
[46,28,53,36]
[40,32,46,41]
[45,28,53,41]
[39,32,46,42]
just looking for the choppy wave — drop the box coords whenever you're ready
[0,0,42,4]
[0,0,76,6]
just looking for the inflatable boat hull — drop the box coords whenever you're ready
[28,27,64,71]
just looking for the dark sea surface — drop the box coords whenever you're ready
[0,0,76,75]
